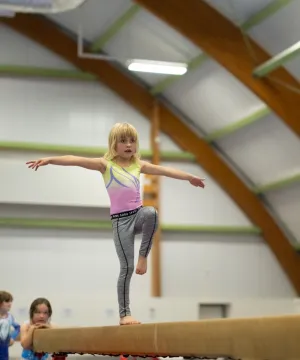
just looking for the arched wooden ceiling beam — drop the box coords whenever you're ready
[134,0,300,137]
[1,14,300,293]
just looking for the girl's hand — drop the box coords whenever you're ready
[34,323,51,329]
[189,176,205,188]
[26,158,51,171]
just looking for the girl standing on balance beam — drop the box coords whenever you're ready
[26,122,205,325]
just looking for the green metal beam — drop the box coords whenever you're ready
[0,65,97,81]
[0,218,112,231]
[253,40,300,78]
[150,0,293,94]
[161,224,261,234]
[205,107,270,142]
[90,4,140,52]
[0,141,195,162]
[254,173,300,194]
[241,0,295,31]
[0,217,261,234]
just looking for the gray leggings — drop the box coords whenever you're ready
[111,206,158,318]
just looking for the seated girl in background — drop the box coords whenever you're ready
[20,298,53,360]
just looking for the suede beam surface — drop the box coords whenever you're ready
[33,315,300,360]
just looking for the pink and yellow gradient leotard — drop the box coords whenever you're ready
[102,160,142,215]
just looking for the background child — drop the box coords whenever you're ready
[20,297,53,360]
[0,290,20,360]
[26,122,205,326]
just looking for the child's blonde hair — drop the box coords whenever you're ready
[104,122,140,161]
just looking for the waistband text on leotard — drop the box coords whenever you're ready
[111,206,142,219]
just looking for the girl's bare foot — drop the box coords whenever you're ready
[136,255,147,275]
[119,316,140,325]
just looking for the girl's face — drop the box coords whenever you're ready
[0,301,12,314]
[32,304,50,324]
[116,136,137,159]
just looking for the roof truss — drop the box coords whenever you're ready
[134,0,300,137]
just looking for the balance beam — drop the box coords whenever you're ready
[33,314,300,360]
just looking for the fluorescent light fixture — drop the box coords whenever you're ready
[0,0,87,13]
[127,59,188,75]
[0,0,51,8]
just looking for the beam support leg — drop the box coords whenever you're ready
[151,100,161,297]
[143,100,161,297]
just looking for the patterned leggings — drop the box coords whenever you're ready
[111,206,158,318]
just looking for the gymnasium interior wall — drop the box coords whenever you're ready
[0,23,299,358]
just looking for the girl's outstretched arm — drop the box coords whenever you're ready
[26,156,107,173]
[140,161,205,188]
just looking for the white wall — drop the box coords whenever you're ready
[0,25,299,360]
[1,228,294,301]
[266,182,300,243]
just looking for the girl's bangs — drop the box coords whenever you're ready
[116,125,137,141]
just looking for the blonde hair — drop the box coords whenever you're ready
[104,122,140,161]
